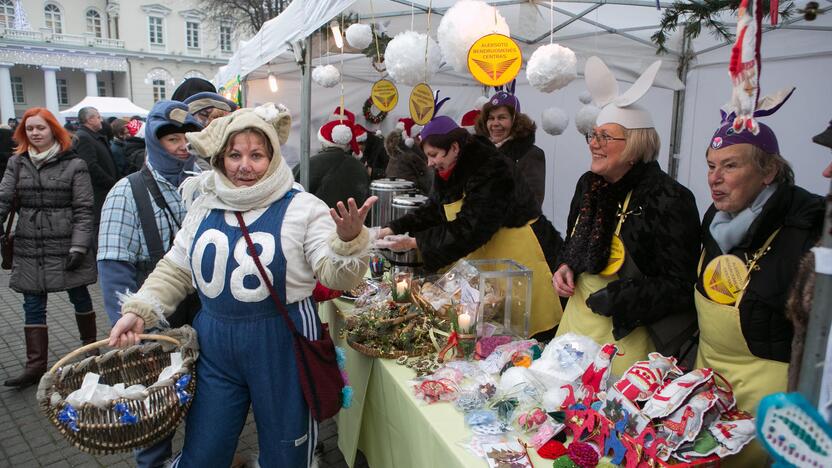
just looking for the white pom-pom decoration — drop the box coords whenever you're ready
[579,91,592,104]
[312,65,340,88]
[345,23,373,50]
[474,95,490,109]
[332,124,353,145]
[576,104,600,135]
[541,107,569,136]
[526,44,577,93]
[384,31,442,86]
[404,137,415,148]
[438,0,510,73]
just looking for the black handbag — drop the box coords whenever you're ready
[1,159,20,270]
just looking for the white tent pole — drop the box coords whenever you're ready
[299,37,312,190]
[668,28,693,180]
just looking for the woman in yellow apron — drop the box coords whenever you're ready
[695,87,823,465]
[553,57,701,377]
[378,107,563,338]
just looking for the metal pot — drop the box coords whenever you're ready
[369,178,417,228]
[382,193,429,267]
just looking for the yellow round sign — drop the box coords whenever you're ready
[600,234,626,277]
[371,79,398,112]
[703,254,749,305]
[467,33,523,87]
[409,83,435,126]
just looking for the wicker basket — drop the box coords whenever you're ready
[36,326,199,454]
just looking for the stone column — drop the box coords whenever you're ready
[0,63,15,123]
[42,66,61,118]
[84,69,101,97]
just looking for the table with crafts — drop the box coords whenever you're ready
[321,297,549,468]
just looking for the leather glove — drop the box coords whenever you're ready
[585,287,614,317]
[65,251,84,271]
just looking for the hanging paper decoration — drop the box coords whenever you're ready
[728,0,763,134]
[409,83,435,126]
[346,23,374,50]
[371,79,398,113]
[467,34,523,87]
[312,64,341,88]
[384,31,442,87]
[541,108,569,136]
[437,0,510,74]
[526,44,577,93]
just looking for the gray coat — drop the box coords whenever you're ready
[0,150,97,294]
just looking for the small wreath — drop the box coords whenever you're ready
[363,97,387,124]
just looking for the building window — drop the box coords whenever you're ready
[152,79,166,102]
[10,76,24,104]
[57,78,69,105]
[148,16,164,45]
[0,0,14,29]
[186,21,200,49]
[86,10,102,38]
[97,80,106,97]
[44,4,63,34]
[220,24,232,53]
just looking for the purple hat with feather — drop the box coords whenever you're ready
[710,87,795,155]
[419,91,458,140]
[485,80,520,114]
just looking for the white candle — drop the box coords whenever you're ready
[458,312,472,332]
[396,280,408,297]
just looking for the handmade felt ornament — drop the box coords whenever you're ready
[708,411,757,457]
[613,352,683,402]
[581,343,620,401]
[600,387,652,437]
[757,392,832,467]
[728,0,763,134]
[537,439,568,459]
[601,408,629,465]
[642,368,714,419]
[655,389,719,459]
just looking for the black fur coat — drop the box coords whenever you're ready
[560,161,701,350]
[387,135,542,271]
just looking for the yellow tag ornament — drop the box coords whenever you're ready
[371,79,398,112]
[409,83,435,125]
[467,34,523,87]
[600,235,626,277]
[703,255,749,305]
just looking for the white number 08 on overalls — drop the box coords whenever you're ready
[191,228,276,303]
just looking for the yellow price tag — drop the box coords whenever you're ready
[409,83,435,126]
[600,234,626,277]
[467,34,523,87]
[371,79,398,112]
[703,254,748,305]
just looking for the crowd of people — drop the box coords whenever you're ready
[0,55,829,466]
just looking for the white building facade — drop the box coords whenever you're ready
[0,0,246,122]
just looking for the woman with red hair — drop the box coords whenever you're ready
[0,108,98,388]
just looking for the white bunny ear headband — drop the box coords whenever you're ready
[585,56,662,129]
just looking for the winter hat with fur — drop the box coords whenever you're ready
[396,118,422,148]
[319,119,360,155]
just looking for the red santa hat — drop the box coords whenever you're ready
[329,106,356,124]
[318,119,360,156]
[396,117,423,148]
[354,124,368,143]
[460,109,481,134]
[126,119,144,137]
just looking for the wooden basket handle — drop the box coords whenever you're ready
[48,334,181,375]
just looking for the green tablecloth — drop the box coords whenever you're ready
[321,299,547,468]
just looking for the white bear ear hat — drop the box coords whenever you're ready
[585,56,662,130]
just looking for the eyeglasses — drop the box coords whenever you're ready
[585,131,627,146]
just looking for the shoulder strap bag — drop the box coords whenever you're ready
[2,158,22,270]
[235,211,344,422]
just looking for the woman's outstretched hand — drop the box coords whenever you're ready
[331,196,378,242]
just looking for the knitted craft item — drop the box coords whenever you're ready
[537,439,568,459]
[552,454,579,468]
[567,442,599,468]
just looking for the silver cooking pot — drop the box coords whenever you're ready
[369,178,417,228]
[381,193,429,267]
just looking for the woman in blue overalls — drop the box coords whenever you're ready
[109,104,375,467]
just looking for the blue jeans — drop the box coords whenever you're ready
[135,433,173,468]
[22,286,93,325]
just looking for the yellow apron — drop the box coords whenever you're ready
[555,273,655,377]
[442,199,562,337]
[694,230,787,467]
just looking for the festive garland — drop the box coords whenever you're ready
[363,97,387,124]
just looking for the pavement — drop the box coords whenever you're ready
[0,269,368,467]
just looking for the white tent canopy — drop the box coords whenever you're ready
[219,0,832,232]
[59,97,149,119]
